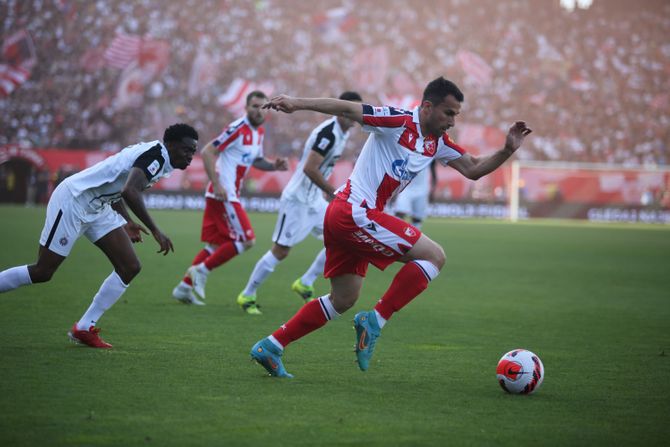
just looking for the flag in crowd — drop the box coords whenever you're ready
[104,34,142,69]
[188,44,218,96]
[456,49,493,87]
[313,7,356,43]
[0,29,36,97]
[218,78,274,115]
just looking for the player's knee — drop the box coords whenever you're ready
[119,259,141,283]
[429,244,446,270]
[28,264,56,283]
[271,245,290,260]
[330,291,359,314]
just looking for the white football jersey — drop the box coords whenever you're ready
[63,140,173,211]
[206,116,264,203]
[281,117,350,204]
[337,105,466,211]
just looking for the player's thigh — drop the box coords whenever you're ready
[201,198,233,244]
[223,201,255,242]
[398,233,445,268]
[38,184,84,257]
[272,200,313,247]
[358,209,422,270]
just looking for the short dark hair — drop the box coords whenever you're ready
[163,123,198,143]
[246,90,267,105]
[422,77,464,105]
[339,91,362,102]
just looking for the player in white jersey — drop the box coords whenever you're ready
[237,91,362,314]
[249,77,532,377]
[393,160,436,228]
[0,124,199,348]
[172,91,288,311]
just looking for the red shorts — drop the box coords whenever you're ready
[201,198,255,244]
[323,198,421,278]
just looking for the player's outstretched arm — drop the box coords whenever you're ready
[263,95,364,125]
[121,168,174,255]
[448,121,532,180]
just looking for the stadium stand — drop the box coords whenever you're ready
[0,0,668,167]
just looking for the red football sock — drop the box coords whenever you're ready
[204,241,238,271]
[374,262,431,321]
[182,249,211,285]
[272,298,329,347]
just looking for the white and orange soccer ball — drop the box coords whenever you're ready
[496,349,544,395]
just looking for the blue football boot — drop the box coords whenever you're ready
[353,311,381,371]
[250,338,293,378]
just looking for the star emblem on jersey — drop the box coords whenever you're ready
[404,227,416,238]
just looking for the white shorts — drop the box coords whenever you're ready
[271,198,327,247]
[394,188,429,221]
[39,182,127,257]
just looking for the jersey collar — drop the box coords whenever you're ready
[160,141,175,173]
[412,107,423,140]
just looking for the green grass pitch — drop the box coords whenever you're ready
[0,205,668,446]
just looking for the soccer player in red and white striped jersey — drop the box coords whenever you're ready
[172,91,287,310]
[249,77,532,377]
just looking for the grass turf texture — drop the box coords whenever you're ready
[0,205,668,447]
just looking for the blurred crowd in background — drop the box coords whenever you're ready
[1,0,669,166]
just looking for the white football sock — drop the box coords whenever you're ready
[268,335,284,350]
[374,310,387,329]
[413,260,440,281]
[0,265,32,293]
[243,251,281,296]
[76,271,128,330]
[301,248,327,287]
[234,241,245,254]
[318,295,340,320]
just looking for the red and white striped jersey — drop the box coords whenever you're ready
[337,105,466,211]
[206,116,265,203]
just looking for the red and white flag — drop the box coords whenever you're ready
[0,64,30,96]
[0,29,36,96]
[104,34,142,69]
[188,46,217,96]
[2,29,37,68]
[457,50,493,87]
[217,78,273,115]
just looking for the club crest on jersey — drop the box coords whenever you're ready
[59,237,68,246]
[424,139,436,154]
[404,227,416,238]
[317,137,330,150]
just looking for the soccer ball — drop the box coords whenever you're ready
[496,349,544,395]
